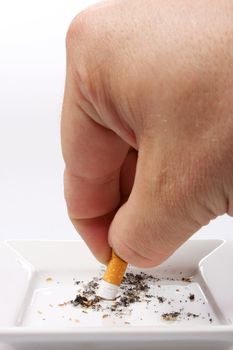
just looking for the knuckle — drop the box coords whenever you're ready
[65,5,108,57]
[66,10,94,50]
[65,13,93,94]
[65,4,111,105]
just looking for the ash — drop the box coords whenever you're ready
[71,272,155,315]
[68,271,213,323]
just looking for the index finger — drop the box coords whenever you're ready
[61,65,129,263]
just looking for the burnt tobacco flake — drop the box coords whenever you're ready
[70,272,154,314]
[162,312,181,321]
[187,312,199,318]
[188,293,195,301]
[67,271,213,322]
[157,296,166,303]
[181,277,192,283]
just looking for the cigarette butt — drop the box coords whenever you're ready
[103,251,127,286]
[97,251,127,300]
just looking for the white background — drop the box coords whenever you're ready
[0,0,232,242]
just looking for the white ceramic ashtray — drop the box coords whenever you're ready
[0,239,233,350]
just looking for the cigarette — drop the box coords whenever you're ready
[97,251,128,300]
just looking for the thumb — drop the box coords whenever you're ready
[108,140,204,268]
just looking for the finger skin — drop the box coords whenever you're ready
[62,0,233,267]
[61,55,136,263]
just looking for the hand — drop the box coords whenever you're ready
[61,0,233,267]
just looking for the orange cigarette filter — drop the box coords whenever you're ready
[97,251,128,300]
[103,251,128,286]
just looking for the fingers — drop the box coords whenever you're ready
[61,2,233,269]
[70,212,116,264]
[108,140,204,268]
[120,148,138,202]
[61,64,130,264]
